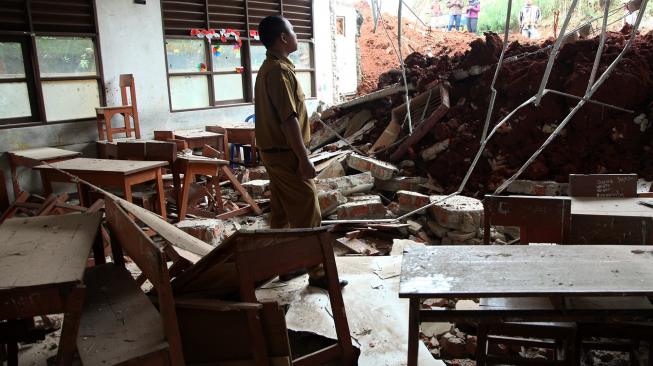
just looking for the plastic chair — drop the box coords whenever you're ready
[230,114,256,166]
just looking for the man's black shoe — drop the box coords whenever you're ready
[308,276,348,290]
[279,268,308,282]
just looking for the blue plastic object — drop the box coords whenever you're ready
[231,114,256,166]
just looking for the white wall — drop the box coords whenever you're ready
[334,1,359,96]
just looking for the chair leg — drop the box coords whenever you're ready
[96,115,106,140]
[132,108,141,139]
[105,111,115,142]
[123,112,132,138]
[476,323,489,366]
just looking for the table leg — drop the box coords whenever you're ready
[40,171,54,197]
[123,180,133,203]
[9,158,20,199]
[223,131,230,161]
[55,286,85,366]
[177,167,194,222]
[408,298,420,366]
[155,168,167,220]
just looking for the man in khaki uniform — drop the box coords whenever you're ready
[255,15,346,289]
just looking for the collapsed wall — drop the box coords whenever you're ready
[319,27,653,197]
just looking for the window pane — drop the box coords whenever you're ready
[0,42,25,78]
[36,37,97,77]
[211,44,242,72]
[42,80,99,121]
[289,42,312,69]
[170,75,209,110]
[297,71,313,98]
[250,45,266,71]
[166,39,206,73]
[0,82,31,119]
[213,74,244,102]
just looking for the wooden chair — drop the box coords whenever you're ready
[77,198,185,365]
[96,74,141,142]
[171,227,356,366]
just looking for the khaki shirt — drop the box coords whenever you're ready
[254,51,310,150]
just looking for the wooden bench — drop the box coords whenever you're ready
[77,198,185,366]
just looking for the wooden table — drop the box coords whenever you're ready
[7,147,82,197]
[0,212,103,365]
[206,122,256,163]
[174,129,225,150]
[570,197,653,244]
[34,158,168,219]
[399,245,653,366]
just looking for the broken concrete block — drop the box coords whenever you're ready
[241,179,270,199]
[429,195,483,233]
[421,138,450,161]
[439,333,467,359]
[246,166,269,181]
[347,153,399,181]
[315,172,374,196]
[343,109,373,138]
[175,218,226,247]
[420,322,452,338]
[446,230,477,242]
[507,180,569,196]
[374,176,428,192]
[336,197,386,220]
[318,190,347,217]
[406,219,423,236]
[397,190,430,213]
[426,220,451,238]
[315,154,348,179]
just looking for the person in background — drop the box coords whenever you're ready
[430,0,443,29]
[446,0,464,31]
[466,0,480,33]
[520,0,541,39]
[255,15,347,290]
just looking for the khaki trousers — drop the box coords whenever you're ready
[260,150,324,278]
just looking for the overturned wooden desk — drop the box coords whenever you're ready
[399,245,653,366]
[0,213,103,366]
[34,158,168,219]
[7,147,82,197]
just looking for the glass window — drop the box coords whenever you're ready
[42,80,100,121]
[166,39,206,73]
[211,44,242,72]
[36,37,97,77]
[213,74,244,102]
[170,75,210,110]
[0,82,31,119]
[297,71,313,98]
[289,42,312,69]
[0,42,25,78]
[250,45,266,71]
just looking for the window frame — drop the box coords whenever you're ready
[161,0,316,113]
[0,0,106,129]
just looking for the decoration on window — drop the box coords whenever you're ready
[249,30,260,40]
[212,46,222,57]
[198,63,207,72]
[235,66,245,74]
[190,29,218,40]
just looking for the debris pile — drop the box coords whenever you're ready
[320,27,653,198]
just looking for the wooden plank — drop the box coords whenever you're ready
[335,237,380,255]
[569,174,638,197]
[570,197,653,244]
[0,212,102,288]
[77,263,169,366]
[34,158,168,175]
[399,245,653,298]
[220,166,262,215]
[8,147,81,162]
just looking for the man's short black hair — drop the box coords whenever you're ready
[259,15,289,49]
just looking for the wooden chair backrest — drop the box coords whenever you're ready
[104,198,185,365]
[483,194,571,244]
[116,141,146,160]
[569,174,638,198]
[119,74,137,110]
[146,141,178,164]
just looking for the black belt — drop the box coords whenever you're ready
[261,147,292,153]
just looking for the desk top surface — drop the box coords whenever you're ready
[174,129,222,139]
[399,245,653,298]
[34,158,167,175]
[0,213,102,289]
[209,122,255,130]
[8,147,81,161]
[571,197,653,217]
